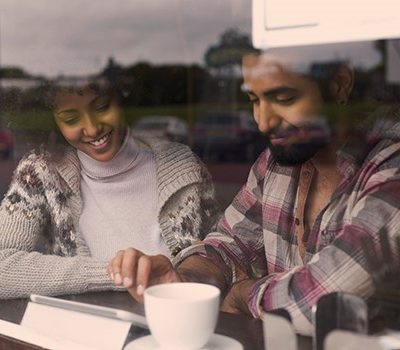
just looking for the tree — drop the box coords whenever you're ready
[0,66,30,79]
[204,28,256,69]
[203,28,257,104]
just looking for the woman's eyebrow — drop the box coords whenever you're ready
[89,94,109,105]
[55,109,78,117]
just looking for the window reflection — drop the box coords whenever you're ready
[0,1,399,209]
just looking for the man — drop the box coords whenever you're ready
[108,50,400,335]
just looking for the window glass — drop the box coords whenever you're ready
[0,1,399,210]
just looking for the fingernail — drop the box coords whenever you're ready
[137,284,144,295]
[123,277,132,288]
[110,273,114,281]
[114,273,122,285]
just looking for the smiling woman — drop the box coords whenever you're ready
[52,84,126,162]
[0,77,220,299]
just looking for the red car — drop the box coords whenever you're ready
[0,123,13,159]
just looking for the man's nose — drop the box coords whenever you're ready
[83,116,102,137]
[257,101,280,134]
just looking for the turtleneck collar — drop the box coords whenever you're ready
[78,128,140,179]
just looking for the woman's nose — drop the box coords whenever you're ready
[257,101,281,134]
[82,116,102,138]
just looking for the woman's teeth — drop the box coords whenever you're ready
[89,132,110,146]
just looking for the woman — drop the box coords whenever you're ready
[0,78,220,299]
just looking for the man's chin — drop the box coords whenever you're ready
[269,140,328,166]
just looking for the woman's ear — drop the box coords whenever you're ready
[330,65,354,105]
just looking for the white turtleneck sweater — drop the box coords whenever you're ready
[77,130,170,260]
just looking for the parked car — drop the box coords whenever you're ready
[192,110,267,162]
[0,122,14,160]
[132,116,189,144]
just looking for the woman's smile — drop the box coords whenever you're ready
[86,130,113,149]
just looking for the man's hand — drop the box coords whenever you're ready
[107,248,181,303]
[220,279,257,316]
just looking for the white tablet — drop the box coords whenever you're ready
[30,294,148,329]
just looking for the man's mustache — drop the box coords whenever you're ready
[265,120,332,147]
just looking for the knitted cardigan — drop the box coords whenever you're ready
[0,137,220,299]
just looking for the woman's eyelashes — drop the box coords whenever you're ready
[91,95,112,114]
[93,102,110,114]
[56,102,110,125]
[57,112,80,126]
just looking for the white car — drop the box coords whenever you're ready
[132,116,189,144]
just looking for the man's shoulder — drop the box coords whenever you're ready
[368,138,400,172]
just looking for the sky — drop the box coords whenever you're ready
[0,0,251,77]
[0,0,385,78]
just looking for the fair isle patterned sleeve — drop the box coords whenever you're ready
[154,139,222,256]
[0,151,113,299]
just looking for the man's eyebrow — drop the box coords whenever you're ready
[245,90,257,98]
[242,85,297,98]
[263,86,296,98]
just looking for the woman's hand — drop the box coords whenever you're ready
[107,248,181,302]
[220,279,257,316]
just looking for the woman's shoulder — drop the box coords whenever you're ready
[10,147,80,198]
[17,148,52,168]
[15,147,78,178]
[7,148,54,192]
[135,136,210,180]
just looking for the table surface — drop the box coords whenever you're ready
[0,291,313,350]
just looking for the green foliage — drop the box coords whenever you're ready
[204,28,257,68]
[1,103,251,131]
[124,103,251,126]
[1,109,54,131]
[1,101,378,133]
[0,66,30,79]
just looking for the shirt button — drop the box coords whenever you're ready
[295,218,300,225]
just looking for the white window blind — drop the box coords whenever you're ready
[253,0,400,49]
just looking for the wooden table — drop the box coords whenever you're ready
[0,291,312,350]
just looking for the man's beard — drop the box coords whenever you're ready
[266,120,333,166]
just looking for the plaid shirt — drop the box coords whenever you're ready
[175,109,400,335]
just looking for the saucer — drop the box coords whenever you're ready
[124,333,243,350]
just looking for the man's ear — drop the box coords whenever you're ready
[330,65,354,104]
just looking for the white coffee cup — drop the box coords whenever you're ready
[144,282,220,349]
